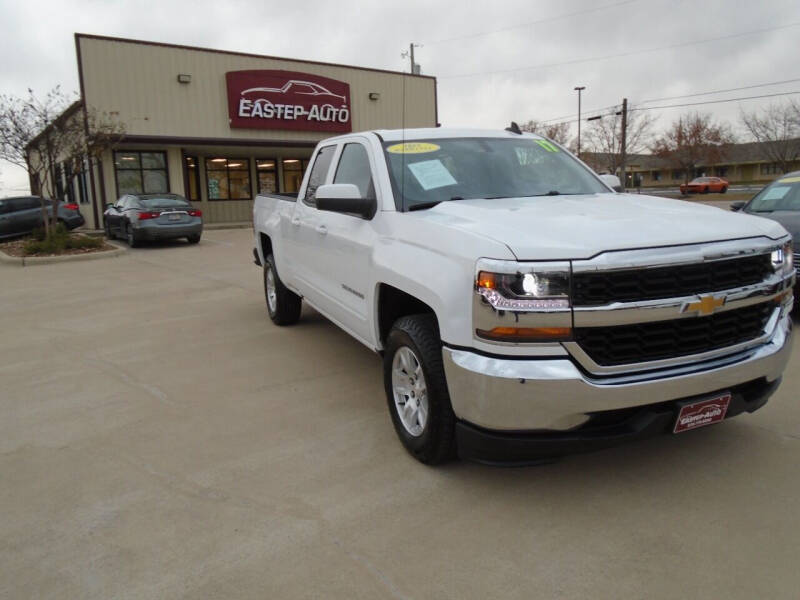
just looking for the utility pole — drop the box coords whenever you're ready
[574,86,586,157]
[403,43,422,74]
[619,97,628,191]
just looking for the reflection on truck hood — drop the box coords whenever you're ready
[412,193,789,260]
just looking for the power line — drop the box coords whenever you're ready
[543,90,800,128]
[630,89,800,111]
[639,77,800,104]
[439,21,800,79]
[426,0,640,45]
[540,104,619,124]
[537,77,800,124]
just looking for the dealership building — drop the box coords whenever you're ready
[35,34,438,229]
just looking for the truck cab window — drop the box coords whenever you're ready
[334,143,375,199]
[303,145,335,206]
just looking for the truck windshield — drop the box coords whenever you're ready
[746,178,800,212]
[382,137,608,211]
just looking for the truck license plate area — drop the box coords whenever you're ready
[673,393,731,433]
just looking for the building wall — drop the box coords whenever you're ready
[77,35,437,142]
[77,35,437,224]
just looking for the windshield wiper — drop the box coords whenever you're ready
[408,196,472,211]
[408,200,444,211]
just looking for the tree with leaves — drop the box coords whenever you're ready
[582,105,657,175]
[651,112,735,183]
[0,87,125,236]
[519,120,572,147]
[740,100,800,174]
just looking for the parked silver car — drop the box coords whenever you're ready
[104,193,202,247]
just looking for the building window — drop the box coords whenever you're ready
[257,159,277,194]
[761,163,780,175]
[184,156,201,201]
[206,157,251,200]
[282,158,310,194]
[78,169,89,204]
[671,170,682,180]
[115,151,169,195]
[651,171,661,182]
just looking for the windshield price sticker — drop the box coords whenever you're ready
[778,176,800,184]
[387,142,440,154]
[408,159,458,190]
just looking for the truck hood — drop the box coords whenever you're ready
[744,210,800,248]
[414,193,789,260]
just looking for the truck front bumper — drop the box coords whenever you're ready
[442,312,792,464]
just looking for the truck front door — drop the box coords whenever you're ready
[311,141,377,343]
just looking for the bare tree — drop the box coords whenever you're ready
[651,112,735,183]
[582,106,657,174]
[519,119,572,146]
[0,87,124,236]
[740,101,800,173]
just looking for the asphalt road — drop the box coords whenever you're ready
[2,229,799,599]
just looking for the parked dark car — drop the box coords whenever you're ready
[104,193,202,247]
[731,171,799,296]
[0,196,85,240]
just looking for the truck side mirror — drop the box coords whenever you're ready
[598,174,622,192]
[729,201,746,212]
[316,184,376,219]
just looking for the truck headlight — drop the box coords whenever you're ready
[771,241,793,273]
[474,260,571,342]
[476,270,569,310]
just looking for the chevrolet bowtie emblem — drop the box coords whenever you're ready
[682,294,726,316]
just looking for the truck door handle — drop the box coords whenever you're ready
[291,217,301,226]
[315,224,328,235]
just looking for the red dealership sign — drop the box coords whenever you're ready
[226,70,352,133]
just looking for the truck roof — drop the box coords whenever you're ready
[359,128,546,142]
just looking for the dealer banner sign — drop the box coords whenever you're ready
[226,70,352,133]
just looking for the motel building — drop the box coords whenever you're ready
[31,34,438,229]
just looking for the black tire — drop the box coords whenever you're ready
[264,253,302,325]
[720,186,728,194]
[126,223,139,248]
[703,186,709,194]
[187,234,201,244]
[104,220,114,239]
[383,314,456,465]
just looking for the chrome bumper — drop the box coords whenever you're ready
[443,311,793,431]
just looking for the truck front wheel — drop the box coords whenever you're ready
[383,314,456,464]
[264,254,302,325]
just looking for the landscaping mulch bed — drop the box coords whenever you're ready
[0,235,116,258]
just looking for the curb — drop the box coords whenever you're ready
[0,241,127,267]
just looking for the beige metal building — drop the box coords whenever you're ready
[36,34,438,229]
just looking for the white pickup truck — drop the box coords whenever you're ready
[253,127,794,465]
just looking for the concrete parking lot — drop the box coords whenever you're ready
[2,228,799,599]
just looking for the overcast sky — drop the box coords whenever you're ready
[2,0,799,195]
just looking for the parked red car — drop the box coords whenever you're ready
[680,177,728,195]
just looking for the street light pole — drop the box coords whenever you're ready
[574,86,586,157]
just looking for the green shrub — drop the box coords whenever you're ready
[23,232,103,255]
[65,235,102,250]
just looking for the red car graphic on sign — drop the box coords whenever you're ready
[242,80,347,103]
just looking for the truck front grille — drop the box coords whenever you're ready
[573,302,775,366]
[572,254,772,306]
